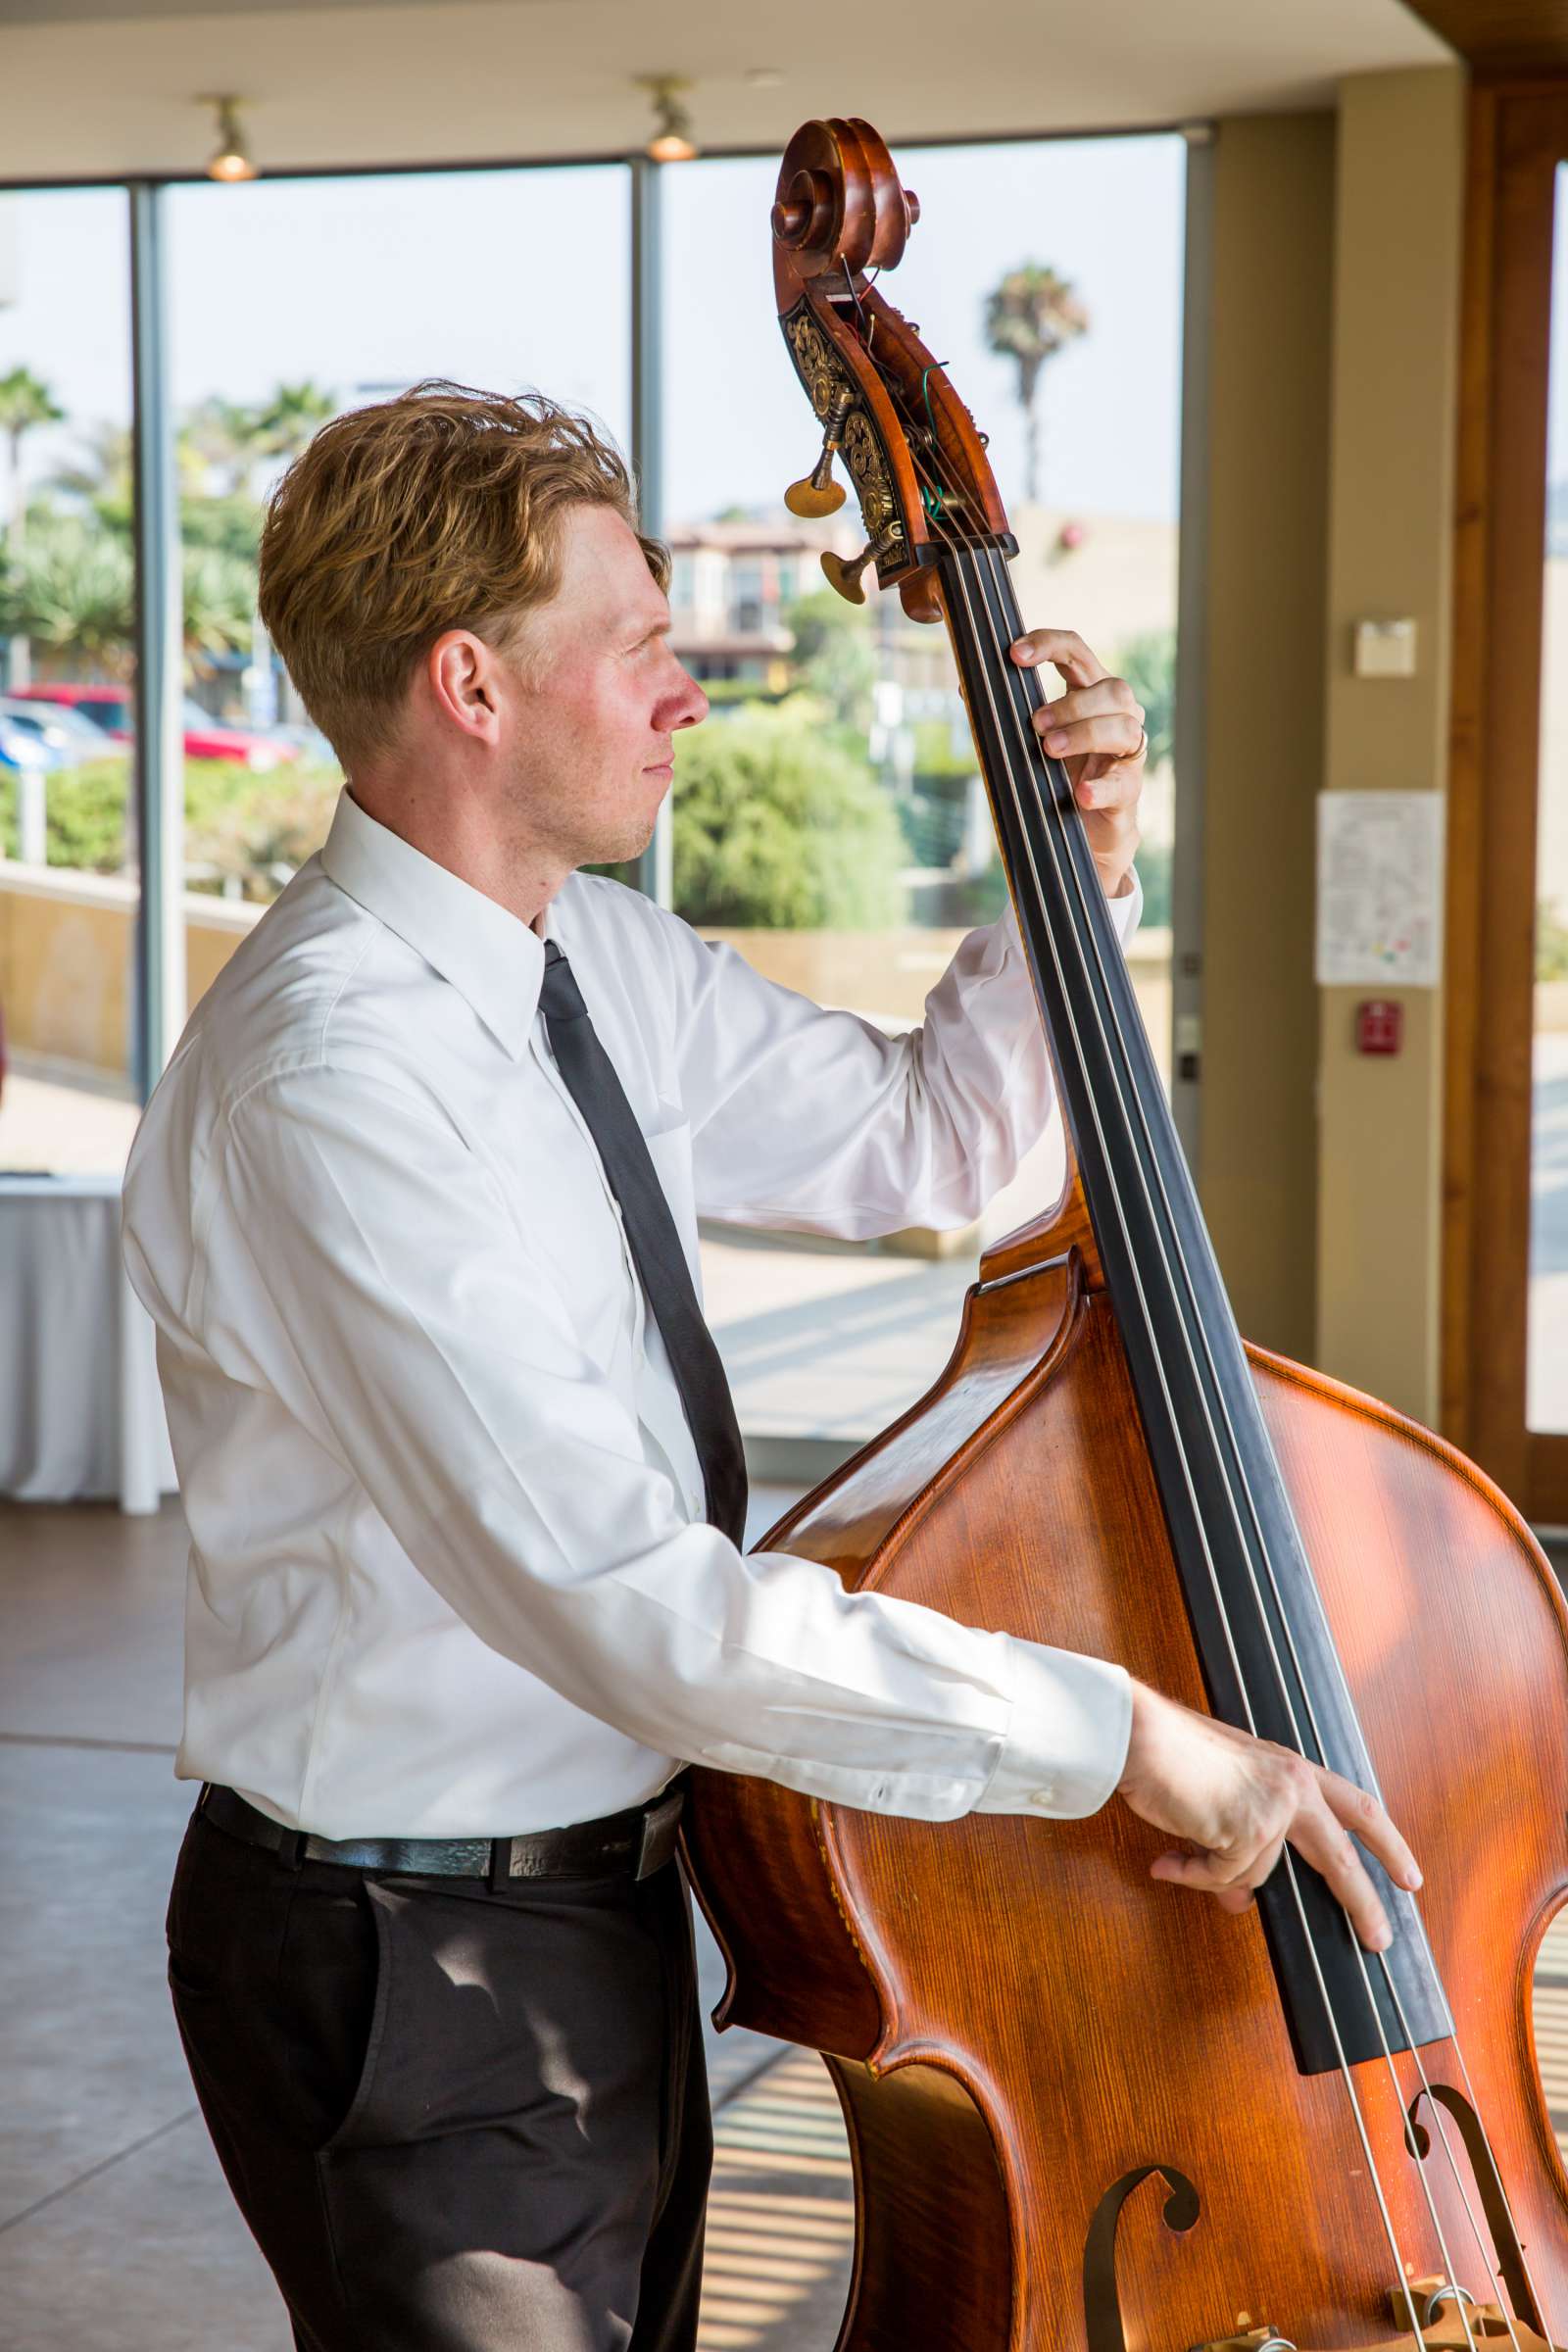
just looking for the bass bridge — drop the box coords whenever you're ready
[1192,2283,1563,2352]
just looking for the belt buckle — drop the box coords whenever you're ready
[634,1791,684,1881]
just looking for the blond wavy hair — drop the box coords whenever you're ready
[257,380,667,769]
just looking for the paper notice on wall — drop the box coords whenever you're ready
[1314,792,1445,987]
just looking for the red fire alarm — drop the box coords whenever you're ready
[1355,998,1402,1055]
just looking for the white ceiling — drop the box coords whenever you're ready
[0,0,1453,183]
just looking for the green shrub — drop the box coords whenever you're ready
[698,679,786,710]
[1135,838,1171,928]
[780,589,876,733]
[0,755,130,868]
[183,761,341,896]
[0,754,342,891]
[910,718,980,779]
[1112,629,1176,772]
[1540,899,1568,983]
[15,722,909,935]
[672,711,906,930]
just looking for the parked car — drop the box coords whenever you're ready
[8,683,299,771]
[0,710,51,866]
[0,696,109,770]
[0,711,51,774]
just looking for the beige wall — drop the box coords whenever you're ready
[0,865,135,1077]
[1198,111,1337,1363]
[1197,71,1465,1417]
[0,861,255,1085]
[1314,65,1465,1422]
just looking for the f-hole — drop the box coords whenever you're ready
[1084,2164,1202,2352]
[1405,2085,1540,2328]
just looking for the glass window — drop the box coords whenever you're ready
[662,137,1186,1450]
[1528,164,1568,1433]
[0,188,140,1175]
[165,163,630,943]
[731,559,763,632]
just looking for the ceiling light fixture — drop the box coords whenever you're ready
[202,95,258,184]
[635,75,698,165]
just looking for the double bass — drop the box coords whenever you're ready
[682,118,1568,2352]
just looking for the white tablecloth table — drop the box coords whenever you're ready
[0,1174,176,1512]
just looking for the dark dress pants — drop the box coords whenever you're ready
[166,1805,712,2350]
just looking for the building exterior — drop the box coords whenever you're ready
[666,504,1177,694]
[664,515,844,687]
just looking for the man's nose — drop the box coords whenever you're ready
[667,664,709,731]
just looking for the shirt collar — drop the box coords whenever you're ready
[319,789,546,1060]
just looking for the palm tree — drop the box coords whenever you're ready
[0,513,255,676]
[0,514,133,675]
[253,379,337,464]
[0,365,65,541]
[0,365,66,687]
[47,418,135,515]
[182,396,265,500]
[183,380,335,503]
[982,265,1090,506]
[243,381,336,726]
[180,543,263,669]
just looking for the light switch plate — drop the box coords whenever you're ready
[1353,617,1418,678]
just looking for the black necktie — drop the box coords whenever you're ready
[539,941,749,1547]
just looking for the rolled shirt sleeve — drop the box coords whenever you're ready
[213,1068,1131,1824]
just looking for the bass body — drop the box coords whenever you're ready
[685,1238,1568,2352]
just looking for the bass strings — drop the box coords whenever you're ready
[961,524,1529,2352]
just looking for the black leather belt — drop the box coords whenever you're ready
[197,1782,685,1887]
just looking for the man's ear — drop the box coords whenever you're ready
[425,630,502,745]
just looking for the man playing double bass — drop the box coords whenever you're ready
[122,383,1420,2352]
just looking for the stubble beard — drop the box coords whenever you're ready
[564,802,661,878]
[593,767,665,870]
[504,748,659,880]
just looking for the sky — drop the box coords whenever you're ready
[0,130,1188,528]
[661,138,1187,524]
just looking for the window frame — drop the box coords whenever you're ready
[0,122,1198,1109]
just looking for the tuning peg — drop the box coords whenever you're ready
[819,528,899,607]
[785,387,855,518]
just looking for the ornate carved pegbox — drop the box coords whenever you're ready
[781,301,906,582]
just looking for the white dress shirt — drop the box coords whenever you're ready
[122,788,1140,1838]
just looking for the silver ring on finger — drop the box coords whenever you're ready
[1130,725,1148,763]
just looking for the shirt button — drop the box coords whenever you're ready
[1029,1786,1055,1808]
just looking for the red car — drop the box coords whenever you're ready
[9,683,298,771]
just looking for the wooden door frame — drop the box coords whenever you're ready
[1444,76,1568,1523]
